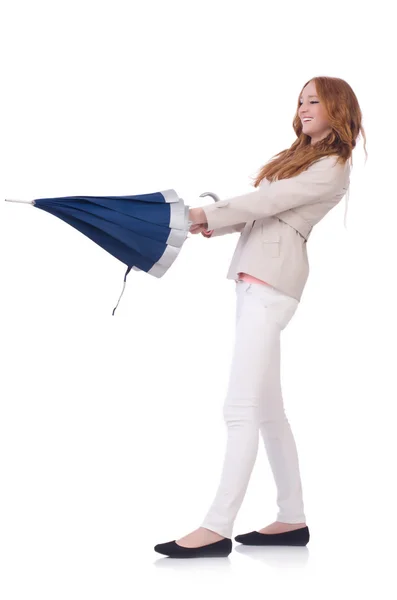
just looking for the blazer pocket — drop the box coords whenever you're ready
[262,234,280,258]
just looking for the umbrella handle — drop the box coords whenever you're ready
[199,191,220,203]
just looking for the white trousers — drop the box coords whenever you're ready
[200,279,306,538]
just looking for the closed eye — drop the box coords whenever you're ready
[299,101,319,105]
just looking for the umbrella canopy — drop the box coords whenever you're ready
[5,189,219,315]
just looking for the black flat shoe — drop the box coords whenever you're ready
[154,537,232,558]
[234,526,310,546]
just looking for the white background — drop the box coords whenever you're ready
[1,0,396,598]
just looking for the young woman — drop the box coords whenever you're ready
[155,76,367,558]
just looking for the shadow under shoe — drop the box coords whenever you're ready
[154,537,232,558]
[235,526,310,546]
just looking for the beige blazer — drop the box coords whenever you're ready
[201,155,351,302]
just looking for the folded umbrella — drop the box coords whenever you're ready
[5,189,219,315]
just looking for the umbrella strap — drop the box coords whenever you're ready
[112,266,132,315]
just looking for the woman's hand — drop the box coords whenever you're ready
[189,207,208,227]
[189,223,209,234]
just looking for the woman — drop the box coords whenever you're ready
[154,76,367,558]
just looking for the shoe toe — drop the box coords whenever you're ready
[154,540,177,555]
[234,531,259,544]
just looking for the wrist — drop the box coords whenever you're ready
[200,208,207,224]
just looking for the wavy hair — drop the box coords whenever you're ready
[250,76,367,226]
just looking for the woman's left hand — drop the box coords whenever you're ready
[189,207,208,227]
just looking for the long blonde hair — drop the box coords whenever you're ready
[250,76,368,227]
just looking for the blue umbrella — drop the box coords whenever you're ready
[5,189,219,315]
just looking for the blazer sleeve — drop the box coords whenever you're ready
[201,223,245,238]
[201,156,347,231]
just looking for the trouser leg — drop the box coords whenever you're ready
[201,282,287,538]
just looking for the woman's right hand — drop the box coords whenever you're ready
[189,223,209,234]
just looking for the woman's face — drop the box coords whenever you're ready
[299,81,332,144]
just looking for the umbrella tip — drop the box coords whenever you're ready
[5,199,34,204]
